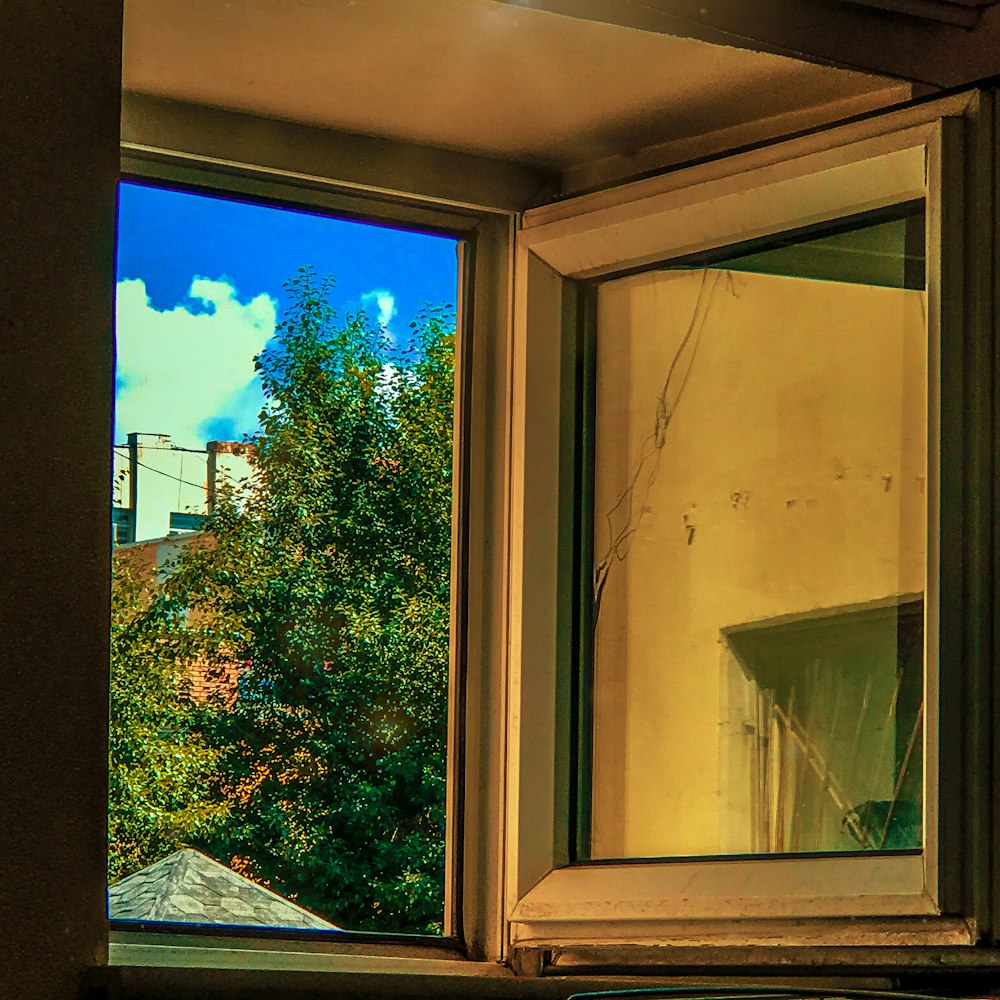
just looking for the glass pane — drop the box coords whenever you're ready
[588,208,927,859]
[109,181,459,932]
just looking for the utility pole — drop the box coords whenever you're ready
[125,431,139,544]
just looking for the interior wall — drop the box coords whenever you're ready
[0,1,121,996]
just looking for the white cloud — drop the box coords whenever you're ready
[375,362,402,400]
[115,277,277,449]
[361,288,397,337]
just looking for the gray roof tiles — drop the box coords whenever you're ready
[108,848,340,930]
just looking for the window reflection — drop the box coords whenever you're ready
[587,207,927,860]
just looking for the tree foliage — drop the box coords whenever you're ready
[108,547,230,882]
[109,270,455,932]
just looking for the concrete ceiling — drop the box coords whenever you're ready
[494,0,1000,89]
[123,0,907,171]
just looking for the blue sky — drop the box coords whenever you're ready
[115,181,459,448]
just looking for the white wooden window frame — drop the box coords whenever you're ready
[110,90,995,983]
[110,95,521,976]
[505,102,976,952]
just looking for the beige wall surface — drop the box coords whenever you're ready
[591,268,927,859]
[113,438,254,544]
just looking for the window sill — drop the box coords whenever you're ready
[108,929,502,976]
[106,936,847,1000]
[510,913,976,950]
[541,941,1000,978]
[508,856,955,948]
[99,942,1000,1000]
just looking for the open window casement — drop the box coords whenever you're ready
[505,96,986,954]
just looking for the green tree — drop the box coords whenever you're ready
[125,270,456,932]
[108,547,230,882]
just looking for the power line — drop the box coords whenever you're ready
[113,443,209,454]
[130,457,210,493]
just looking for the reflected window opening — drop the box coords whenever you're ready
[582,204,927,862]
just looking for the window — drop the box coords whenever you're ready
[585,206,928,864]
[504,112,984,953]
[108,89,996,983]
[110,116,517,972]
[11,0,999,991]
[110,180,465,936]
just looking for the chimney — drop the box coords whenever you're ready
[206,441,258,513]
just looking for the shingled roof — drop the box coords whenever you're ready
[108,848,340,930]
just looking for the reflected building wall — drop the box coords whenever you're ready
[591,266,927,859]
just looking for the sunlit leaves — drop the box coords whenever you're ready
[108,551,231,882]
[109,269,455,932]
